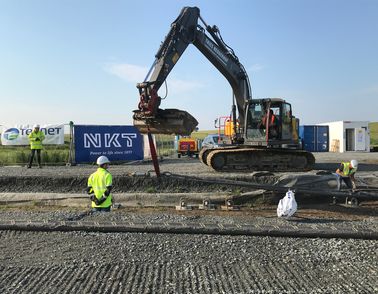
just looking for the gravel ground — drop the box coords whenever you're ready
[0,152,377,293]
[0,209,377,293]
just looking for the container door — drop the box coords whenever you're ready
[355,128,366,151]
[303,126,316,152]
[346,129,355,151]
[316,126,329,152]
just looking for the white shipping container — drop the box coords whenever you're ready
[317,121,370,153]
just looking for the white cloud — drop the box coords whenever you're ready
[248,63,264,72]
[360,84,378,95]
[168,78,203,94]
[104,63,148,83]
[104,62,204,94]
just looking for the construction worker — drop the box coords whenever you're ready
[87,156,113,212]
[335,159,358,191]
[27,124,45,168]
[261,109,279,138]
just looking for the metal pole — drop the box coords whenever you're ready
[67,121,75,166]
[147,128,161,177]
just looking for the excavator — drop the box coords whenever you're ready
[133,6,315,172]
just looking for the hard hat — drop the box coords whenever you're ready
[350,159,358,168]
[96,156,110,166]
[33,124,40,129]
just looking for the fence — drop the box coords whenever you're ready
[0,123,209,166]
[0,123,69,166]
[0,134,177,166]
[0,138,71,166]
[155,134,176,158]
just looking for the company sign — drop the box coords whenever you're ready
[0,125,64,145]
[74,125,143,163]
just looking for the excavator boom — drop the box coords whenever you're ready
[133,6,315,171]
[133,6,251,136]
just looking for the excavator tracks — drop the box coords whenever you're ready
[200,147,315,172]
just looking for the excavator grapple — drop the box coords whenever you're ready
[133,108,198,135]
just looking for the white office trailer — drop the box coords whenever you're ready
[317,121,370,153]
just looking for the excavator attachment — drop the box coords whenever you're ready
[133,108,198,135]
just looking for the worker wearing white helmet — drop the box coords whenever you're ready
[27,124,45,168]
[335,159,358,191]
[87,156,113,212]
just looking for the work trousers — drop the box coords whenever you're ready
[91,206,111,212]
[336,175,353,190]
[28,149,41,167]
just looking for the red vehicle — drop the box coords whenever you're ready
[177,137,199,158]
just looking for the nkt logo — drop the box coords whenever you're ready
[83,133,137,148]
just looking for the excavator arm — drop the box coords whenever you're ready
[133,6,316,172]
[133,6,252,136]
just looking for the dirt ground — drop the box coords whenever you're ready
[0,152,377,293]
[1,151,378,211]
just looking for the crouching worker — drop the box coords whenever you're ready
[87,156,113,212]
[335,159,358,191]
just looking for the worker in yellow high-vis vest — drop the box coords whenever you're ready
[87,156,113,212]
[27,124,45,168]
[335,159,358,191]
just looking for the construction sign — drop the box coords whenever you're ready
[74,125,143,163]
[1,124,64,145]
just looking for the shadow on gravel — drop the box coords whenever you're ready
[297,202,378,219]
[64,211,92,221]
[315,162,378,172]
[287,216,347,224]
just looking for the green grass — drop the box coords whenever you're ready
[0,134,72,165]
[2,123,375,166]
[190,129,219,140]
[369,122,378,146]
[0,145,70,166]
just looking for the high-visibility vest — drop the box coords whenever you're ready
[28,131,45,150]
[263,113,277,127]
[87,167,113,208]
[341,162,357,176]
[269,114,277,126]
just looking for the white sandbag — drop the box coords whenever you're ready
[277,190,297,218]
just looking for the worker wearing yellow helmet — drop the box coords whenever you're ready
[335,159,358,191]
[87,156,113,212]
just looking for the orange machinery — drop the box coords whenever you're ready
[177,137,199,158]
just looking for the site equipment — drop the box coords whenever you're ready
[215,116,236,137]
[133,6,315,172]
[177,137,200,158]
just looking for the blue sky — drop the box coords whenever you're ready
[1,0,377,130]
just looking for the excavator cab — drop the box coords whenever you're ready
[245,98,298,147]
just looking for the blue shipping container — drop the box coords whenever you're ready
[299,125,329,152]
